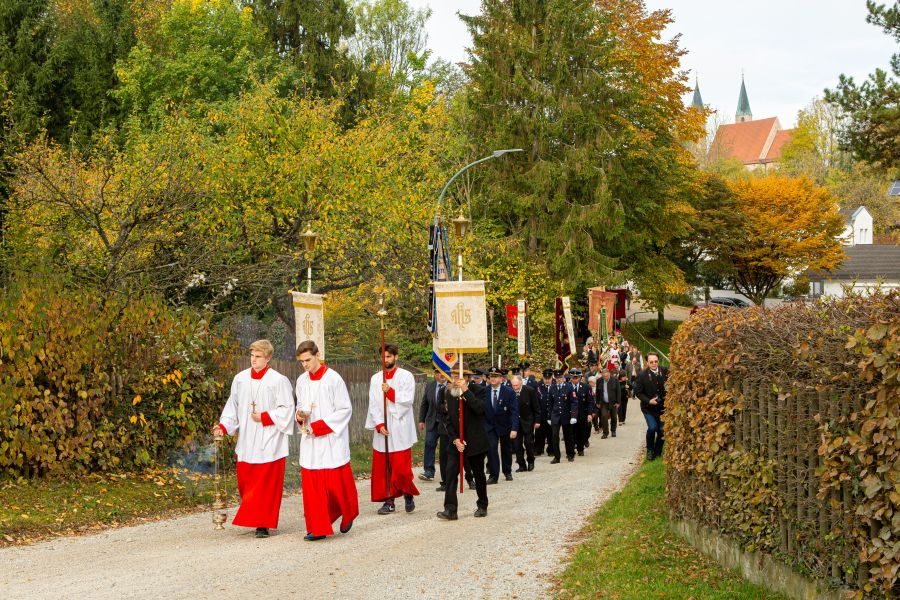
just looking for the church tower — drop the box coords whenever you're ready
[691,79,704,109]
[736,75,752,122]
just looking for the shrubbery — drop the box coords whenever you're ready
[0,275,233,477]
[666,290,898,598]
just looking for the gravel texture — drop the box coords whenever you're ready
[1,403,645,600]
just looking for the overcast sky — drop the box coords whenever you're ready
[407,0,897,128]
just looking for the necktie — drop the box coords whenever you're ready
[493,389,498,410]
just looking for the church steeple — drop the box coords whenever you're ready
[736,74,752,122]
[691,78,704,109]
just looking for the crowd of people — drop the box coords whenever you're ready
[212,333,668,540]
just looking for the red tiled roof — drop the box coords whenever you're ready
[765,129,794,161]
[710,117,778,164]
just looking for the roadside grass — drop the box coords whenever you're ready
[0,439,423,545]
[555,459,786,599]
[624,319,680,357]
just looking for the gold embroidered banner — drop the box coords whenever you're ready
[517,299,527,357]
[291,291,326,361]
[434,280,488,353]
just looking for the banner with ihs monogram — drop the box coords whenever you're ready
[433,280,488,353]
[291,291,326,361]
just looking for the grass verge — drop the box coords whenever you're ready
[0,439,424,546]
[554,459,786,599]
[624,319,680,358]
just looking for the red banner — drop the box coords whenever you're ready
[505,304,518,338]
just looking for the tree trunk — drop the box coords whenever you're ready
[657,309,664,334]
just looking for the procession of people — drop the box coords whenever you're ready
[213,328,667,539]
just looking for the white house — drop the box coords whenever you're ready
[839,206,873,246]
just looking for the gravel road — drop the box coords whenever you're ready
[2,403,644,600]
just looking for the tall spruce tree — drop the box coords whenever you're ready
[460,0,704,291]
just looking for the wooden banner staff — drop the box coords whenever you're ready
[377,294,391,500]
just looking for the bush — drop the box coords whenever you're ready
[666,291,898,598]
[0,275,234,477]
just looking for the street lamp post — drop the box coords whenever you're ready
[300,229,319,294]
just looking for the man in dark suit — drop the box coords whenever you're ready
[534,369,553,456]
[483,366,519,483]
[436,372,489,519]
[548,369,578,463]
[633,352,668,461]
[510,375,539,472]
[570,369,593,455]
[418,369,448,485]
[596,366,620,439]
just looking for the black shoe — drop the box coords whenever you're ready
[612,431,616,437]
[377,501,396,515]
[601,433,608,439]
[436,510,458,521]
[466,479,475,490]
[304,532,326,541]
[339,520,353,534]
[515,466,526,473]
[646,450,655,461]
[255,528,269,538]
[585,440,590,448]
[577,450,584,456]
[436,484,447,492]
[567,457,574,462]
[550,458,560,464]
[527,462,534,471]
[473,507,487,518]
[486,477,498,485]
[620,420,625,425]
[404,494,415,513]
[418,473,434,481]
[534,452,543,457]
[504,474,513,481]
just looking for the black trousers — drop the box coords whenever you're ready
[444,450,488,514]
[438,433,449,485]
[514,428,535,468]
[600,402,619,435]
[534,422,550,455]
[618,396,628,422]
[551,423,576,460]
[576,419,591,452]
[487,431,513,478]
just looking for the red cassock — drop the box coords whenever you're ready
[233,458,286,529]
[370,448,419,502]
[301,463,359,536]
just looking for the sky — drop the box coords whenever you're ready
[407,0,897,128]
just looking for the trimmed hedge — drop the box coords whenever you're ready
[666,291,898,598]
[0,275,233,477]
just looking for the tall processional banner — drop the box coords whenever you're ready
[434,280,488,353]
[292,291,326,361]
[555,296,577,366]
[517,300,527,357]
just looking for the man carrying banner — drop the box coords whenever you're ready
[294,340,359,540]
[212,339,295,539]
[366,343,420,514]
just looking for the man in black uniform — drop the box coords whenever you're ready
[534,369,553,456]
[548,369,578,463]
[511,375,539,472]
[437,372,489,519]
[570,369,594,456]
[418,369,448,484]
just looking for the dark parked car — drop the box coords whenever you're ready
[691,296,752,314]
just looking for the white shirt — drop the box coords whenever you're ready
[218,368,295,464]
[295,366,353,470]
[365,367,417,452]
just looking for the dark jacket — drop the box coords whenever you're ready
[548,381,578,426]
[523,375,539,391]
[418,379,447,432]
[514,385,540,431]
[634,367,667,416]
[572,382,593,421]
[441,387,488,456]
[596,376,620,408]
[536,381,552,423]
[483,384,519,436]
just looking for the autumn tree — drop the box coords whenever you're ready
[715,175,844,306]
[459,0,705,296]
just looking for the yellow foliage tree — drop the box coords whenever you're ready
[722,175,844,306]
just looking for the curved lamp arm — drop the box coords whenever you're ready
[433,149,523,227]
